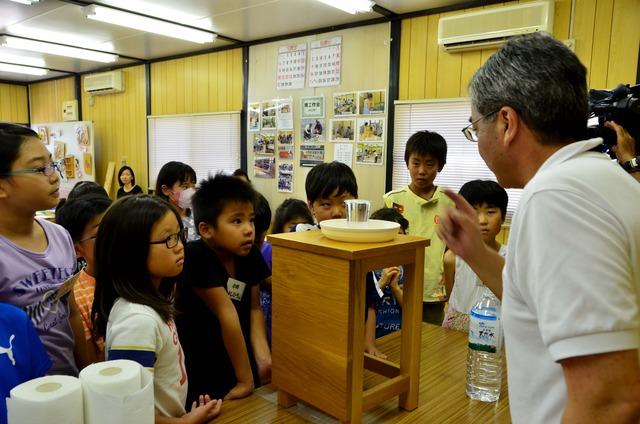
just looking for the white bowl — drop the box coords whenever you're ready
[320,219,400,243]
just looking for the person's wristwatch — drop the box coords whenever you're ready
[621,156,640,172]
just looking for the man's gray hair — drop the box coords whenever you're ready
[469,32,588,145]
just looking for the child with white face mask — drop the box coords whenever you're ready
[155,161,199,241]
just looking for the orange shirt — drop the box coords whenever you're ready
[73,269,104,352]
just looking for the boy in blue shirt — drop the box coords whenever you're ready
[1,302,51,424]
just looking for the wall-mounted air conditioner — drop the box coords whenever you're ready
[438,1,554,52]
[84,70,124,95]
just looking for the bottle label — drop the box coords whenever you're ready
[468,315,501,353]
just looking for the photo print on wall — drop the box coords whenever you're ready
[358,90,386,115]
[301,118,324,143]
[357,118,385,142]
[330,119,356,142]
[333,92,357,116]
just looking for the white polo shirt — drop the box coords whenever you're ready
[502,138,640,423]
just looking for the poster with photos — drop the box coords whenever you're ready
[301,118,324,143]
[277,162,294,193]
[249,103,261,131]
[300,145,325,167]
[261,100,277,129]
[278,144,294,160]
[358,90,386,115]
[309,36,341,87]
[254,156,276,178]
[253,132,275,155]
[356,142,384,165]
[330,119,356,142]
[276,98,294,130]
[301,95,324,118]
[357,117,385,142]
[333,92,357,116]
[277,43,307,90]
[277,129,294,145]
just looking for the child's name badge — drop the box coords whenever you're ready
[226,278,247,302]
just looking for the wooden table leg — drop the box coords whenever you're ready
[277,390,298,408]
[345,263,367,424]
[399,247,424,410]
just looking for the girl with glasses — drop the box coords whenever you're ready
[92,195,221,423]
[0,123,84,377]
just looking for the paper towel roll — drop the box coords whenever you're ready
[79,359,141,397]
[7,375,83,424]
[80,359,154,424]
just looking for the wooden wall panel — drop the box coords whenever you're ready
[151,48,243,115]
[399,0,640,101]
[29,77,75,124]
[0,83,28,124]
[81,65,147,197]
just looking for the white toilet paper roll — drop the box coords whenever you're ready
[79,359,141,397]
[7,375,83,424]
[80,359,153,424]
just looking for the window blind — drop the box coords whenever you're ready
[393,99,521,222]
[148,112,241,188]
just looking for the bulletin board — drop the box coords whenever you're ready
[247,23,391,213]
[31,120,96,199]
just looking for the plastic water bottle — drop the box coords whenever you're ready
[466,293,502,402]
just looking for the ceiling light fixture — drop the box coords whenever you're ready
[316,0,374,14]
[0,62,47,76]
[8,0,40,5]
[82,5,216,44]
[0,36,118,63]
[0,52,45,67]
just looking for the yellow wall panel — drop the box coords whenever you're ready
[607,0,640,88]
[589,0,614,88]
[29,77,75,124]
[399,0,640,101]
[139,49,243,195]
[0,83,28,124]
[81,65,147,198]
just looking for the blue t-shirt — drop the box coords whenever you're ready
[372,268,404,339]
[0,303,51,424]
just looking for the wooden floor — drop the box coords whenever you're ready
[216,324,511,423]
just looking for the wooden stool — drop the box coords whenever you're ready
[268,230,429,424]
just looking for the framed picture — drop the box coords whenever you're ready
[253,132,275,155]
[261,100,277,129]
[333,92,357,116]
[277,129,294,145]
[357,90,386,115]
[301,118,324,143]
[249,102,261,131]
[254,156,276,178]
[300,145,325,167]
[330,119,356,142]
[356,118,385,142]
[356,142,384,165]
[301,95,324,119]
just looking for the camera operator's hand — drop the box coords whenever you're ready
[605,120,636,163]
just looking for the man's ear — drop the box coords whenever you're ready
[498,106,521,148]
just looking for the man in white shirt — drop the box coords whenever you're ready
[438,32,640,423]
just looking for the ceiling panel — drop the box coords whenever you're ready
[0,68,69,83]
[209,0,381,41]
[375,0,470,14]
[0,0,469,82]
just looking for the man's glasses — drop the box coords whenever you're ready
[0,161,62,177]
[462,110,499,142]
[149,228,187,249]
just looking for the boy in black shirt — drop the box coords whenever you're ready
[176,174,271,403]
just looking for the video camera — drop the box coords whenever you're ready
[588,83,640,157]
